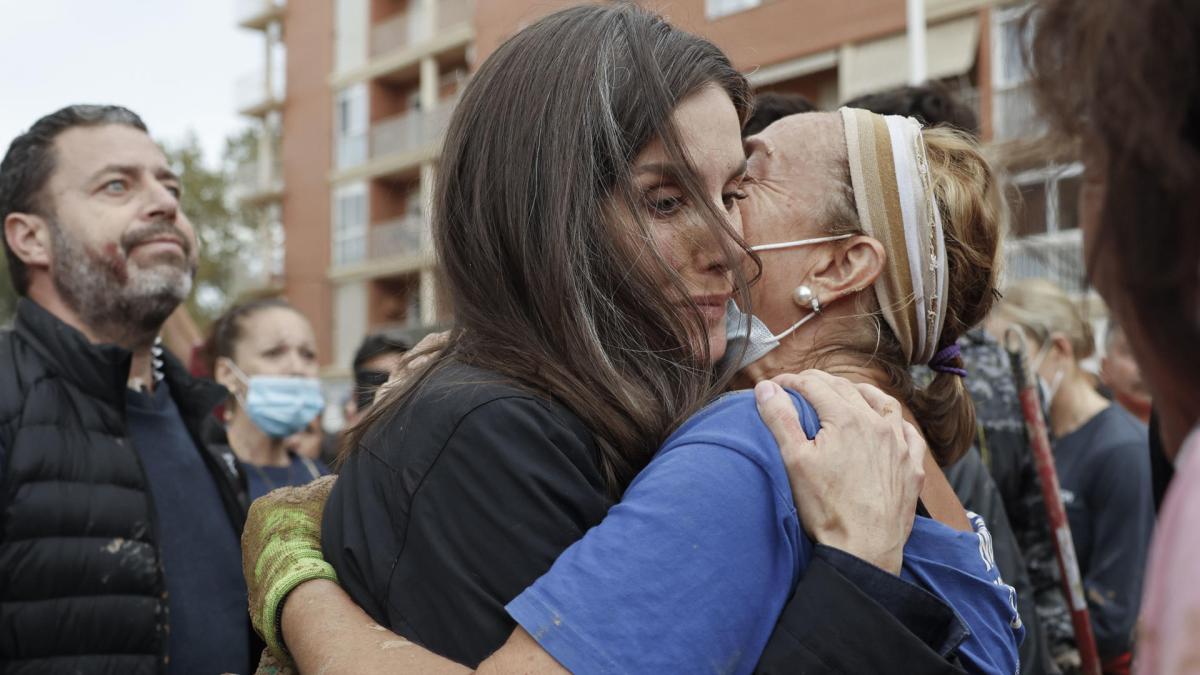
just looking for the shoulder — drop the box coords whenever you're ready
[358,360,600,479]
[662,389,819,465]
[1087,405,1150,461]
[638,389,819,512]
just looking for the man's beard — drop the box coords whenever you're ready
[49,217,197,347]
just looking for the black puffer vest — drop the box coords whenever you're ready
[0,299,250,674]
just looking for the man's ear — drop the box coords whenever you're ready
[4,212,52,271]
[808,235,886,301]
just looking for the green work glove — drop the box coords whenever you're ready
[241,474,340,665]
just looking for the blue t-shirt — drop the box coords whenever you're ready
[242,453,330,501]
[126,382,250,675]
[507,390,1023,675]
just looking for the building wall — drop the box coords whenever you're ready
[282,0,335,365]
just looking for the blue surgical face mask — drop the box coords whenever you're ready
[225,360,326,439]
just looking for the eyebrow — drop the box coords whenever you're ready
[635,158,748,185]
[89,164,180,184]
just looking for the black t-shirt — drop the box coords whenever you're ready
[323,361,612,666]
[1054,404,1154,660]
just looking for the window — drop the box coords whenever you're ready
[333,183,368,266]
[1009,163,1083,236]
[706,0,760,20]
[1004,163,1087,292]
[335,84,368,169]
[990,4,1041,141]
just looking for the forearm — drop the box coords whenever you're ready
[282,579,470,675]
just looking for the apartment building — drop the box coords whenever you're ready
[237,0,1080,399]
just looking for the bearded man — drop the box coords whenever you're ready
[0,105,256,674]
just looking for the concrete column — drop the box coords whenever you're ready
[419,268,438,326]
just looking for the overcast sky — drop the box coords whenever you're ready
[0,0,262,167]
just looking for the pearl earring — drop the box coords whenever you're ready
[792,285,821,313]
[792,285,814,307]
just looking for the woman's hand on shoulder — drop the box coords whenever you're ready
[753,370,926,575]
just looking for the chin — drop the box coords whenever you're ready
[708,337,728,366]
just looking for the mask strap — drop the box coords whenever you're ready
[750,233,854,253]
[769,294,823,341]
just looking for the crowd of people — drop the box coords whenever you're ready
[0,0,1195,673]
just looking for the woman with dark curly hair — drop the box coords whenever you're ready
[1026,1,1200,672]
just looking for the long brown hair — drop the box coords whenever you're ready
[343,5,753,496]
[1026,0,1200,443]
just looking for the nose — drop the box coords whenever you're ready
[144,176,180,223]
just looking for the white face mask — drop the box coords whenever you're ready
[1030,341,1066,412]
[717,233,854,372]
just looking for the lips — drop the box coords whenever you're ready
[689,293,732,323]
[129,237,186,255]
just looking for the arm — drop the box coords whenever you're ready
[283,581,564,675]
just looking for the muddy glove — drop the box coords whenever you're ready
[241,475,339,665]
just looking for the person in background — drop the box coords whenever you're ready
[846,82,1068,675]
[1100,322,1151,424]
[1102,321,1173,513]
[989,279,1154,675]
[204,297,329,500]
[741,91,815,136]
[843,82,980,135]
[285,418,324,462]
[0,104,256,673]
[1026,3,1200,671]
[347,331,411,425]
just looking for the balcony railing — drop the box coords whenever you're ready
[235,68,285,115]
[237,0,285,27]
[437,0,472,30]
[334,215,426,268]
[370,10,425,58]
[370,215,427,260]
[992,84,1044,143]
[369,97,456,162]
[370,0,471,57]
[1003,229,1086,294]
[233,157,284,202]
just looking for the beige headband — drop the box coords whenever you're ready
[840,107,948,365]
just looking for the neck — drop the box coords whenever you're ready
[28,283,160,391]
[227,413,290,467]
[1048,370,1110,438]
[735,342,916,421]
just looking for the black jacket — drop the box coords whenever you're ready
[0,299,253,674]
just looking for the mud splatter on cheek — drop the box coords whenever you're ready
[96,242,129,285]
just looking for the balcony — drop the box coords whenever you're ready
[235,68,285,117]
[233,158,284,206]
[333,0,473,89]
[1003,229,1086,294]
[330,215,432,280]
[237,0,285,30]
[333,97,456,183]
[992,84,1044,144]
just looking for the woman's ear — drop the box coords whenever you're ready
[1049,333,1076,365]
[808,235,885,302]
[214,357,242,396]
